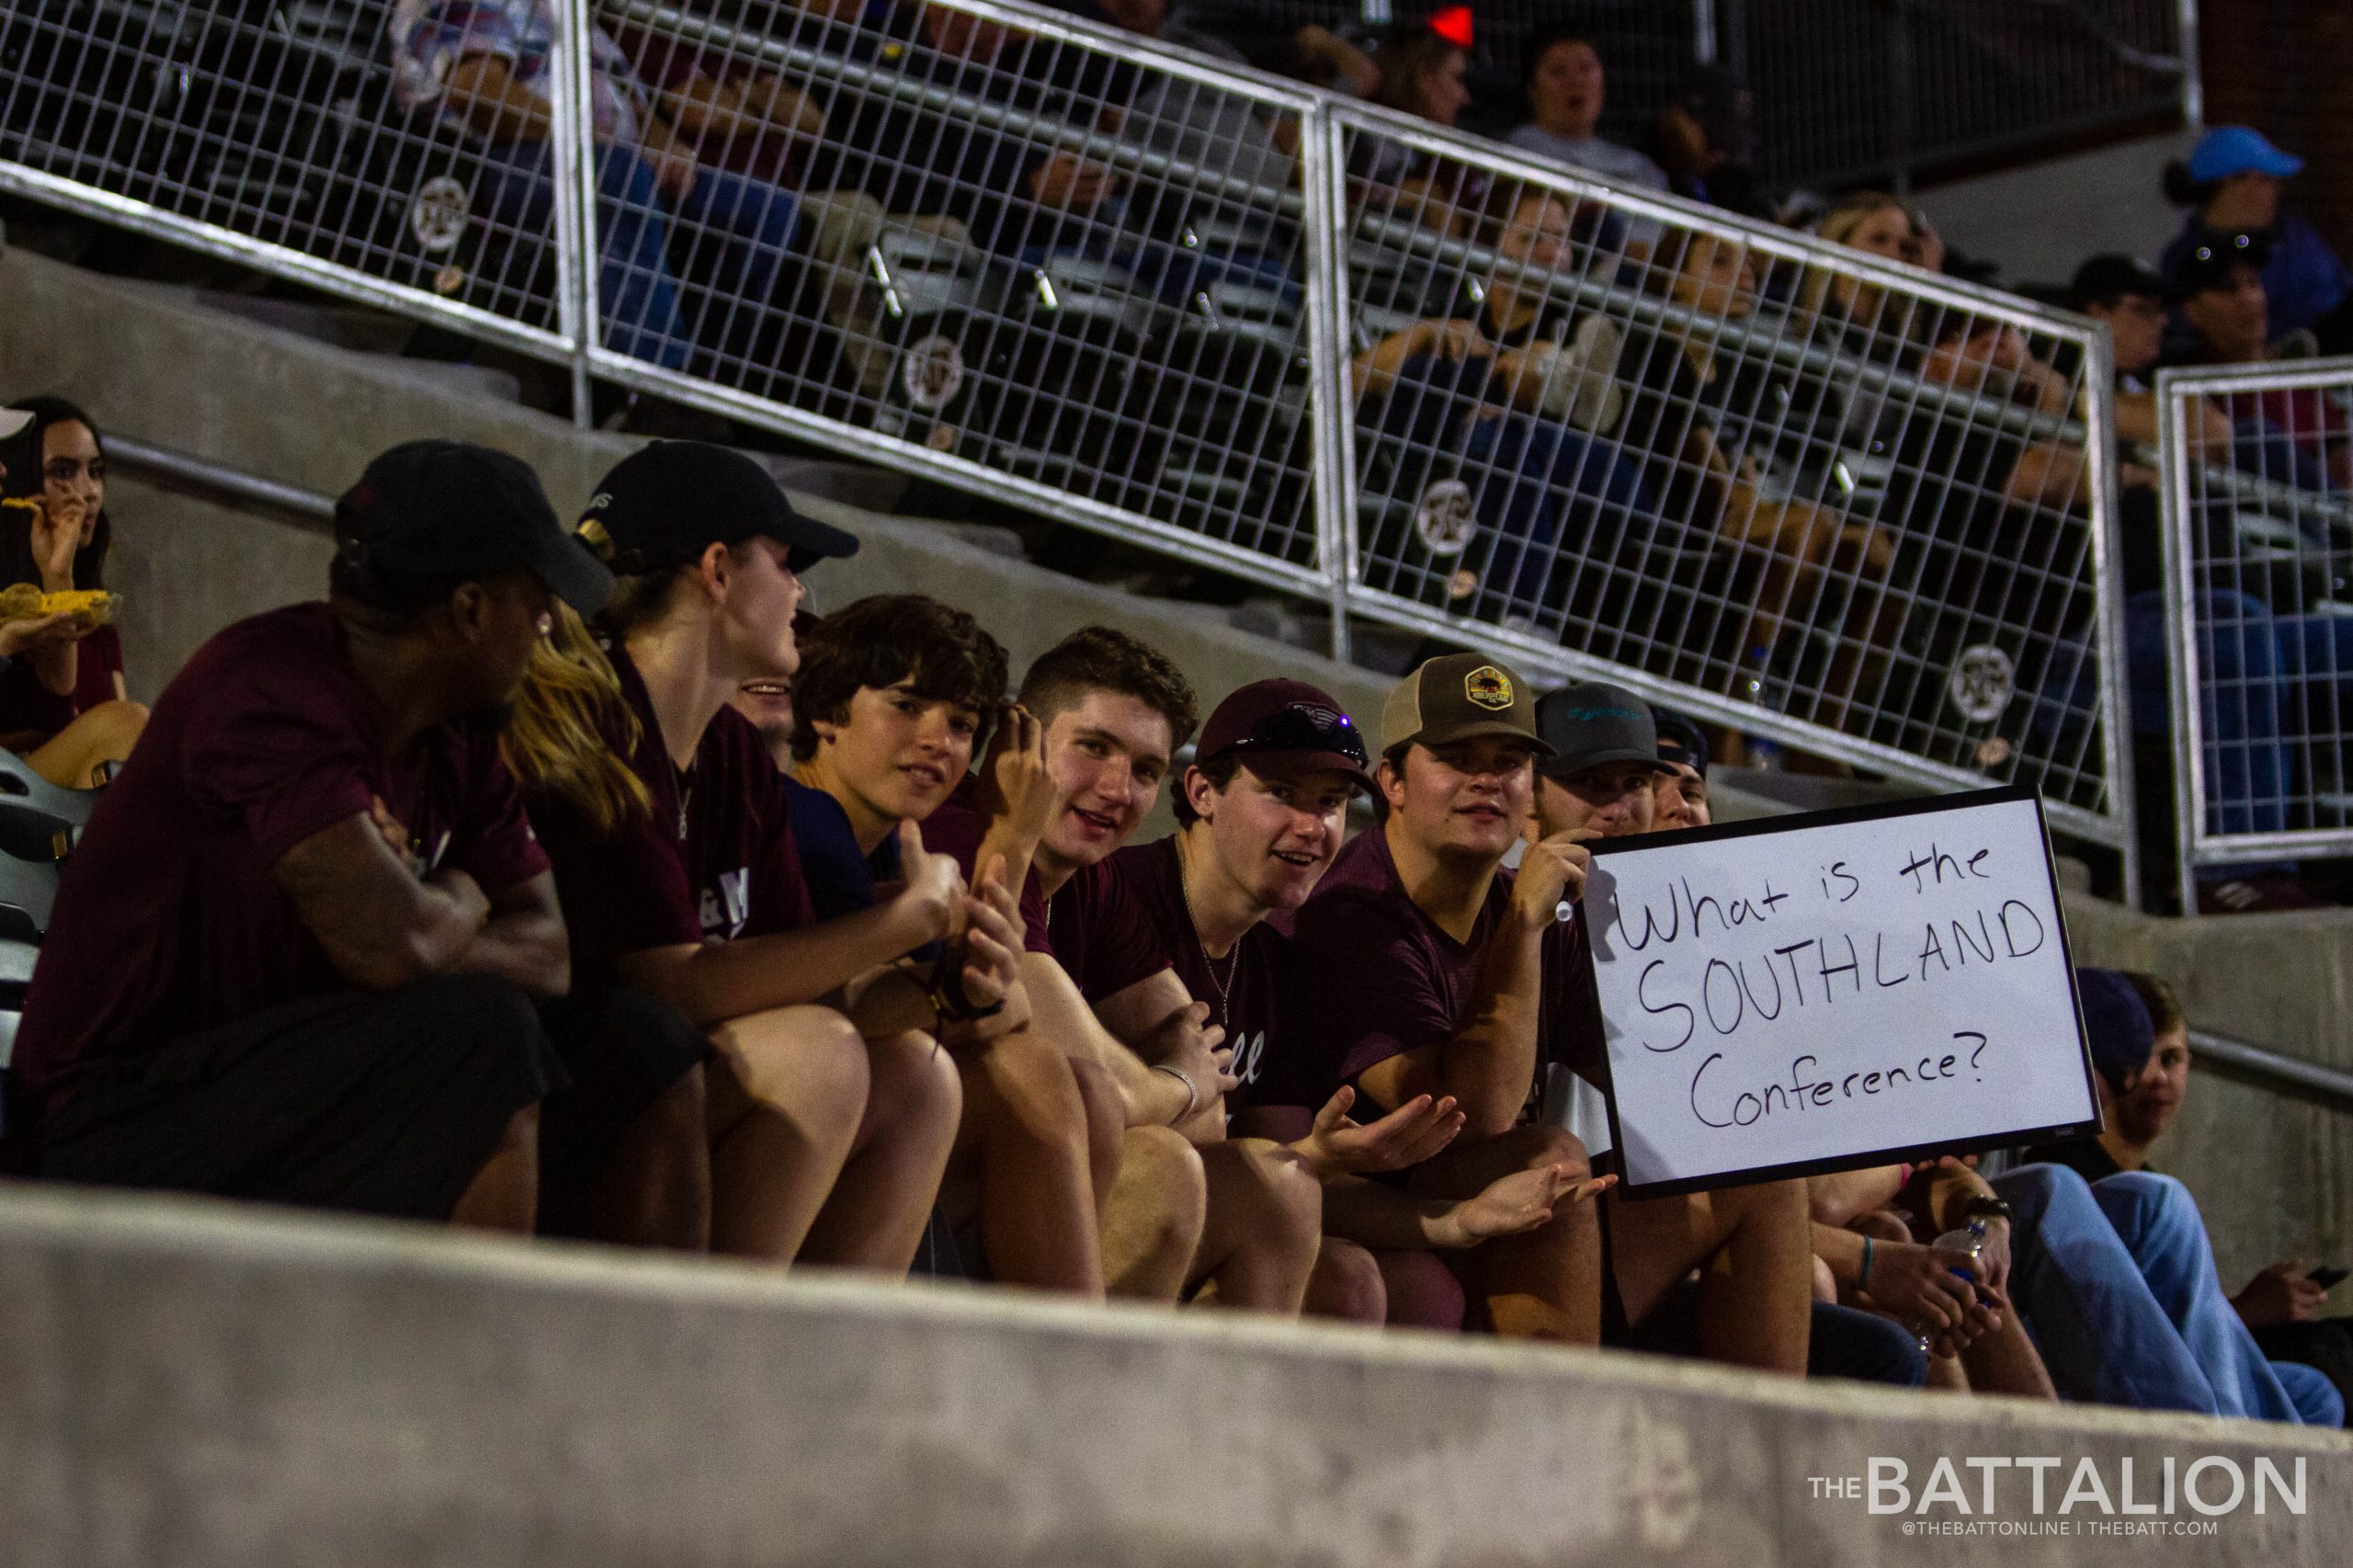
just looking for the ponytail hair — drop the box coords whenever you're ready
[2162,159,2213,210]
[499,601,654,835]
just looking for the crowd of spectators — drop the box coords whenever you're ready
[0,413,2341,1427]
[0,0,2317,829]
[353,4,2353,915]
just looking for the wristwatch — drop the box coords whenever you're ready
[1961,1194,2016,1225]
[926,948,1006,1025]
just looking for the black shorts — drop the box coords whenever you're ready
[40,972,563,1222]
[534,983,711,1237]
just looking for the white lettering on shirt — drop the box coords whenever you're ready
[701,868,752,939]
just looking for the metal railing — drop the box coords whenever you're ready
[2187,1026,2353,1118]
[2156,358,2353,915]
[0,0,2139,890]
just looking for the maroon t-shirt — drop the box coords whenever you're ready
[1276,824,1514,1114]
[919,778,1052,954]
[1100,835,1289,1109]
[15,605,549,1099]
[524,645,813,975]
[1045,850,1169,1003]
[1539,910,1608,1083]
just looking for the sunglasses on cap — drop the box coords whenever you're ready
[1210,703,1370,768]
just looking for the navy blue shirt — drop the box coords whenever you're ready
[781,773,939,962]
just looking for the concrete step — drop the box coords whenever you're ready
[0,1184,2342,1567]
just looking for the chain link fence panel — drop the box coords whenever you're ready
[1331,106,2131,854]
[0,0,2139,880]
[2158,358,2353,914]
[0,0,591,349]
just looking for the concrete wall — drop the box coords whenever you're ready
[0,1184,2344,1568]
[1917,129,2199,289]
[6,239,2353,1289]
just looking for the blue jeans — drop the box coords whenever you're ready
[2274,1361,2347,1426]
[2043,587,2353,850]
[1994,1165,2306,1421]
[478,141,800,372]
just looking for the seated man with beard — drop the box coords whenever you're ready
[15,442,615,1228]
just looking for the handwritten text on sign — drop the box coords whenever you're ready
[1584,792,2097,1191]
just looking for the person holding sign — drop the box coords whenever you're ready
[1279,654,1618,1345]
[1527,683,1817,1375]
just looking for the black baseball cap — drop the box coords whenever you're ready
[576,441,860,575]
[1653,708,1710,778]
[2068,254,2166,312]
[1381,653,1552,757]
[1534,681,1671,779]
[335,439,612,614]
[2175,230,2271,299]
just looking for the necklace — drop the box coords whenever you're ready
[674,763,694,842]
[1176,853,1238,1021]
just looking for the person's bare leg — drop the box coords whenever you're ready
[1612,1177,1813,1375]
[1410,1124,1602,1345]
[1696,1182,1814,1372]
[951,1025,1104,1295]
[704,1005,869,1263]
[1102,1124,1205,1303]
[27,698,148,789]
[1302,1236,1387,1324]
[1960,1310,2059,1399]
[451,1105,540,1233]
[1927,1353,1972,1392]
[577,1066,710,1249]
[1069,1057,1125,1212]
[800,1030,961,1275]
[1186,1138,1322,1315]
[1374,1247,1469,1331]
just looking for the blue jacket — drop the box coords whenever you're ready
[2163,213,2352,337]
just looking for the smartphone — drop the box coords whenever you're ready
[2307,1265,2349,1290]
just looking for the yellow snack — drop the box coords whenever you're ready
[43,589,115,625]
[0,585,117,624]
[0,496,38,512]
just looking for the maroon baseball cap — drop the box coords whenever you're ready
[1196,678,1377,794]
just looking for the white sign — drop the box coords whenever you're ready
[1581,788,2099,1195]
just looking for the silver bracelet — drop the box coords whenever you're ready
[1151,1063,1199,1125]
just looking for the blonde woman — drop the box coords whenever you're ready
[1800,191,1947,361]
